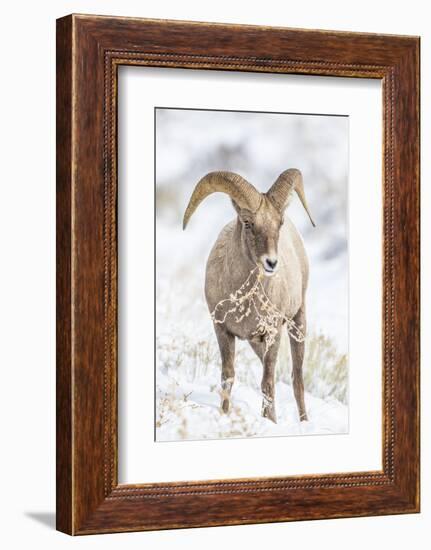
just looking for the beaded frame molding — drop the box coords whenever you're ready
[56,14,420,535]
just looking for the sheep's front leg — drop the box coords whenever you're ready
[250,335,280,424]
[289,306,308,421]
[261,336,281,423]
[214,325,236,413]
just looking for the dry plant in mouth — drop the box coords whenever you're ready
[211,266,305,355]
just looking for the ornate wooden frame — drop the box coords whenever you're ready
[56,14,420,535]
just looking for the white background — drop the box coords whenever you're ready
[119,68,382,482]
[0,1,427,549]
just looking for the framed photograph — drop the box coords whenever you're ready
[56,14,420,534]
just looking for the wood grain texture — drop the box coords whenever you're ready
[56,15,73,535]
[56,14,420,535]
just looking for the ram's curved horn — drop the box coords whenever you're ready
[266,168,315,227]
[183,171,262,229]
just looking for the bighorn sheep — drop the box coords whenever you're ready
[183,169,315,423]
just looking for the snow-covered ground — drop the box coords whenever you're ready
[155,109,349,442]
[157,371,347,442]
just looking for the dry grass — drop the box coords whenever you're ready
[303,332,348,404]
[274,330,348,404]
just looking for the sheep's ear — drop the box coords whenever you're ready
[230,198,242,214]
[231,199,256,221]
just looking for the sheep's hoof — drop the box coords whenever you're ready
[299,412,308,422]
[221,399,230,413]
[262,401,277,423]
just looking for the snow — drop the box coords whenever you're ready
[157,372,347,442]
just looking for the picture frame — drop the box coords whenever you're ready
[56,14,420,535]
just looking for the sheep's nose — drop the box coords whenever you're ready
[265,258,278,270]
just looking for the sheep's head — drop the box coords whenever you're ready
[183,169,315,277]
[233,196,283,276]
